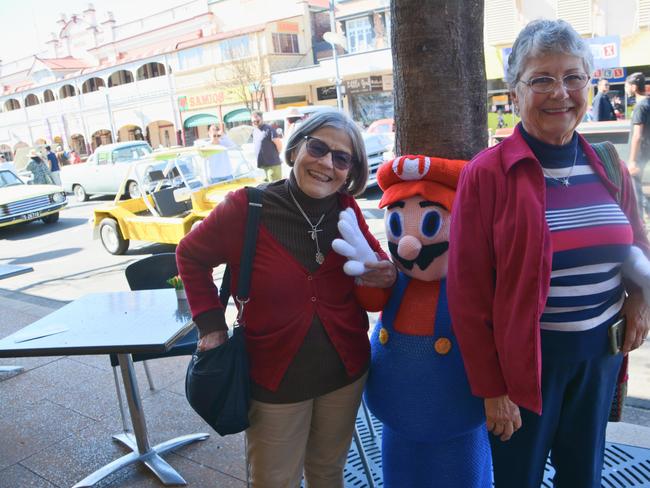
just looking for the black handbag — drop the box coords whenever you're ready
[185,187,263,435]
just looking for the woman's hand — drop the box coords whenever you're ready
[484,395,522,442]
[356,259,397,288]
[621,291,650,354]
[197,330,228,352]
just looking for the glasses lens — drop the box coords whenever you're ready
[331,152,353,170]
[305,137,329,158]
[564,74,588,91]
[529,77,556,93]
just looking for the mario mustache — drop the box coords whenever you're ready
[388,241,449,271]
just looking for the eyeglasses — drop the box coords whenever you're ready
[303,136,354,171]
[518,73,590,94]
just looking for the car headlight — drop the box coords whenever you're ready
[52,192,66,203]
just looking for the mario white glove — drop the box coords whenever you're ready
[622,245,650,306]
[332,208,378,276]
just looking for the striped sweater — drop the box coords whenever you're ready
[521,128,633,360]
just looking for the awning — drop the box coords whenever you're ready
[183,113,218,128]
[485,44,506,81]
[223,108,252,124]
[621,31,650,68]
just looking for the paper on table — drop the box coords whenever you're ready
[13,326,68,343]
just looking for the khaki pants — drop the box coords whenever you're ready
[246,373,366,488]
[262,164,283,182]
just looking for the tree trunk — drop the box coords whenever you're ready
[391,0,487,160]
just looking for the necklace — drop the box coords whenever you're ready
[541,147,578,187]
[288,186,326,264]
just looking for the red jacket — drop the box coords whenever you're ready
[177,187,387,391]
[447,127,649,415]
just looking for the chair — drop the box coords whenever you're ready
[110,252,199,434]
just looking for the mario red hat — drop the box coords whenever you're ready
[377,155,467,209]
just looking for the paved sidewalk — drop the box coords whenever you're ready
[1,286,650,487]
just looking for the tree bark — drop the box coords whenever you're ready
[392,0,487,160]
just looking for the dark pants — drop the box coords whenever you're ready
[490,352,623,488]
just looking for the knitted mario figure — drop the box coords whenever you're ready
[333,155,491,487]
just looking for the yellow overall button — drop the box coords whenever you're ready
[434,337,452,355]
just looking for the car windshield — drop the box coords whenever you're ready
[0,170,24,187]
[113,144,152,163]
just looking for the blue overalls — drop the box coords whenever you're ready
[364,274,492,488]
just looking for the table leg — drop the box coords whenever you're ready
[73,353,209,487]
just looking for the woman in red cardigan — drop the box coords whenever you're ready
[177,110,396,487]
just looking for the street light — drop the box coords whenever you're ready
[98,86,117,144]
[324,0,345,111]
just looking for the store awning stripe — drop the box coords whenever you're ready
[184,113,218,128]
[223,108,251,124]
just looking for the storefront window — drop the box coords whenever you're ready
[272,33,299,54]
[346,17,374,53]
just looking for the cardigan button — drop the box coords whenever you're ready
[311,296,317,302]
[379,327,389,345]
[307,275,313,281]
[434,337,452,355]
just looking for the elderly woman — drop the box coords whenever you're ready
[26,150,54,185]
[448,19,650,488]
[177,110,396,487]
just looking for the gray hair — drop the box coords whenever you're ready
[284,109,368,196]
[506,19,594,88]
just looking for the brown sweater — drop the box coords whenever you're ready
[194,174,367,403]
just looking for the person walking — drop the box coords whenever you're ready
[626,72,650,219]
[26,150,54,185]
[177,110,396,488]
[251,110,283,182]
[448,19,650,488]
[592,79,617,121]
[45,145,61,185]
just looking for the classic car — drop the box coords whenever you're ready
[92,145,263,254]
[0,169,67,228]
[61,141,152,202]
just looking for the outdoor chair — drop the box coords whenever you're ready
[110,252,198,434]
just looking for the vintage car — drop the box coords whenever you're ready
[92,145,262,254]
[0,169,67,228]
[61,141,153,202]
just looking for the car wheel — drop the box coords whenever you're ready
[42,213,59,224]
[99,218,129,255]
[127,180,141,199]
[73,184,88,202]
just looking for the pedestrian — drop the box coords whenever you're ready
[626,72,650,219]
[203,124,234,183]
[45,145,61,185]
[69,150,82,164]
[55,145,69,166]
[251,110,283,182]
[592,79,617,121]
[26,149,54,185]
[448,19,650,488]
[177,110,396,488]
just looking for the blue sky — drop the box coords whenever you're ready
[0,0,186,63]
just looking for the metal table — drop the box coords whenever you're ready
[0,289,209,487]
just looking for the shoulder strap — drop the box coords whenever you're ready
[591,141,622,203]
[218,187,263,306]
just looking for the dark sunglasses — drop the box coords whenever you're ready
[303,136,354,171]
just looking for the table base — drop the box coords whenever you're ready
[72,431,209,487]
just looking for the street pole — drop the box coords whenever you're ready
[328,0,343,111]
[103,90,117,144]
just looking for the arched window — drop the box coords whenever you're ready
[25,94,40,106]
[81,77,105,93]
[43,89,55,102]
[136,62,166,80]
[59,84,77,99]
[108,70,134,87]
[4,99,20,111]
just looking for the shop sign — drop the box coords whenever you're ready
[277,21,299,33]
[177,89,241,111]
[345,76,386,95]
[585,36,620,70]
[591,67,626,84]
[317,85,338,101]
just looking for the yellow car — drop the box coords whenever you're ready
[92,145,262,254]
[0,169,67,228]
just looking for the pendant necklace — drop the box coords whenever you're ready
[542,147,578,187]
[288,186,326,264]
